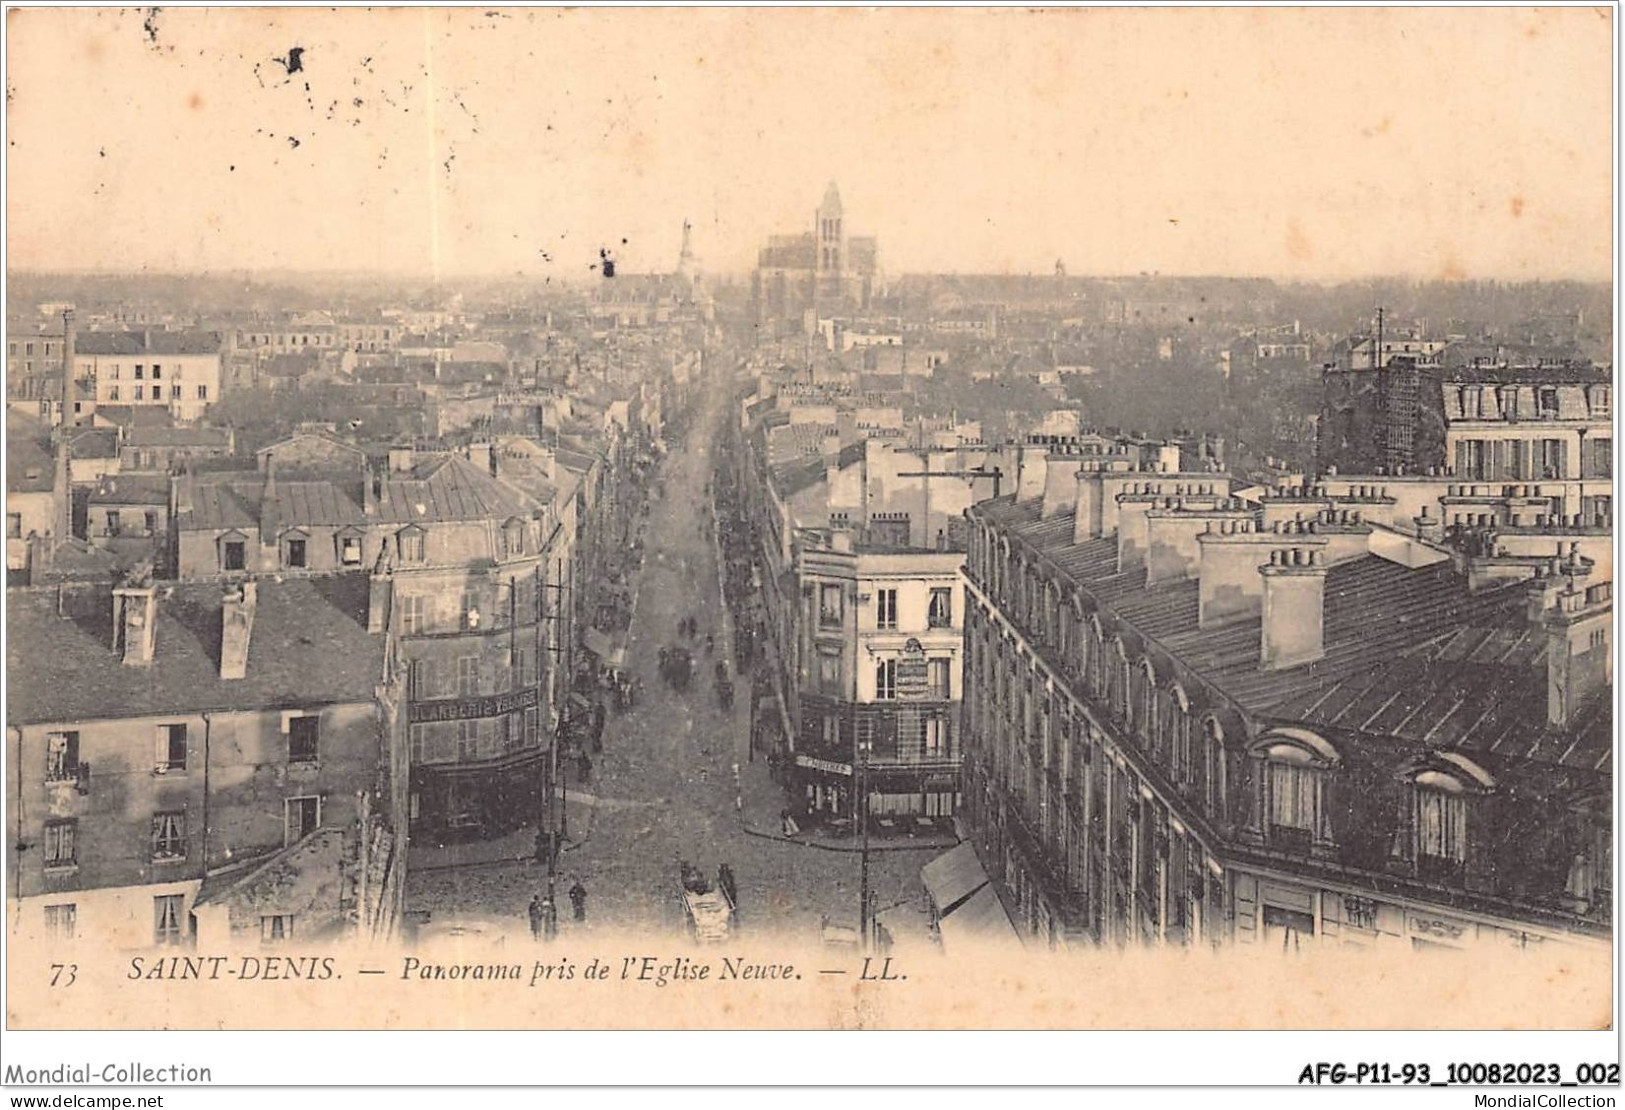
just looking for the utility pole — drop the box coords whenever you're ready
[857,714,872,953]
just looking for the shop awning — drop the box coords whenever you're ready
[582,626,628,669]
[921,842,988,917]
[937,884,1019,954]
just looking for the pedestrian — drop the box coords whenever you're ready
[528,894,544,940]
[569,880,588,923]
[578,752,593,784]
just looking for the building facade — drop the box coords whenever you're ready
[171,445,564,845]
[6,573,408,950]
[958,458,1612,952]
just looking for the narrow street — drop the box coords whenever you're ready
[406,366,933,944]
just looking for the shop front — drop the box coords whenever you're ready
[407,685,549,845]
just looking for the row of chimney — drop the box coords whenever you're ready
[111,577,259,680]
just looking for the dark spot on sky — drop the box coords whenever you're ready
[98,147,106,158]
[275,46,305,75]
[142,7,161,45]
[229,165,235,172]
[287,136,301,149]
[598,248,616,278]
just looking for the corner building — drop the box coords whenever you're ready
[961,450,1612,951]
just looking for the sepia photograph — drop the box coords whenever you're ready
[0,1,1617,1095]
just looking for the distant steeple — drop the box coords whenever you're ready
[815,182,844,274]
[819,180,843,217]
[677,218,697,281]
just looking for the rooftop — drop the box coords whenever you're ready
[75,330,224,357]
[7,574,387,724]
[976,496,1605,775]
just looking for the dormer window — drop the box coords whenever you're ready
[1249,730,1340,854]
[218,529,248,573]
[282,529,309,570]
[397,525,426,563]
[1404,756,1492,880]
[336,528,364,567]
[1565,795,1612,918]
[502,517,526,557]
[1414,773,1467,867]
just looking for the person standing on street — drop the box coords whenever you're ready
[528,894,544,940]
[569,880,588,923]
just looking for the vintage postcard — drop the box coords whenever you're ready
[1,3,1615,1067]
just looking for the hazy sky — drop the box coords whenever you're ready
[5,7,1614,281]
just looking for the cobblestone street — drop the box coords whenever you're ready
[406,368,937,945]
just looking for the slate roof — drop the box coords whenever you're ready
[7,574,386,724]
[75,330,223,357]
[91,405,176,430]
[178,453,544,531]
[89,474,170,505]
[7,411,55,492]
[1271,624,1612,776]
[125,426,233,449]
[976,497,1600,772]
[262,353,320,378]
[67,427,121,460]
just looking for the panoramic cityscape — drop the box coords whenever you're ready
[1,8,1613,1029]
[7,176,1613,960]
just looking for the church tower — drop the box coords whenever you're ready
[815,181,844,277]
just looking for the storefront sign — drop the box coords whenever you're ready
[896,637,930,700]
[410,686,540,724]
[795,754,852,777]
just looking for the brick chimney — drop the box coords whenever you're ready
[368,546,394,634]
[1073,464,1106,542]
[219,579,257,679]
[259,451,280,553]
[1197,521,1325,628]
[1015,441,1048,504]
[1528,573,1612,729]
[59,309,76,427]
[112,572,158,666]
[1144,499,1254,586]
[1260,546,1328,670]
[1041,455,1083,519]
[1414,505,1445,545]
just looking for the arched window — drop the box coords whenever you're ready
[1111,640,1132,726]
[1086,617,1105,698]
[1565,792,1612,915]
[1248,729,1340,852]
[1069,596,1087,678]
[1202,715,1224,813]
[1163,686,1192,792]
[1136,659,1157,745]
[1404,754,1492,877]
